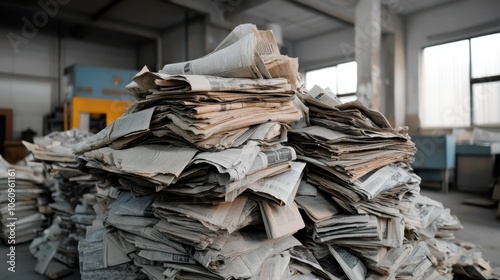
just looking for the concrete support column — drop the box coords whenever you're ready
[392,15,406,128]
[380,6,406,128]
[381,33,395,124]
[355,0,381,111]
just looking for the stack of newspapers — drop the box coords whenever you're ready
[72,23,500,280]
[24,129,97,279]
[290,85,498,279]
[74,24,333,280]
[0,155,47,244]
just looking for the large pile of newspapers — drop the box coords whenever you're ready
[24,130,97,279]
[73,23,319,280]
[72,24,499,280]
[0,155,48,244]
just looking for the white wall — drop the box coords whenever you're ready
[0,27,136,138]
[206,24,229,53]
[162,18,206,65]
[0,30,56,139]
[294,27,355,72]
[137,40,157,70]
[405,0,500,129]
[0,77,53,139]
[63,39,136,70]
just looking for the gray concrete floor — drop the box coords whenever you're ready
[0,242,80,280]
[421,189,500,268]
[0,190,498,279]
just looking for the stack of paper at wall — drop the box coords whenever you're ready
[24,129,97,279]
[0,155,47,244]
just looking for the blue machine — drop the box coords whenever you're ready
[64,64,136,101]
[455,142,500,193]
[411,135,456,193]
[63,65,138,131]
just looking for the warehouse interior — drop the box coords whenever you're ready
[2,0,500,135]
[1,0,500,279]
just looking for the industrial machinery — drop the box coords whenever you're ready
[455,143,500,193]
[63,65,137,133]
[411,135,455,193]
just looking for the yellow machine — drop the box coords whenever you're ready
[63,65,136,132]
[64,97,132,132]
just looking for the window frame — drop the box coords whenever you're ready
[303,60,358,101]
[420,31,500,129]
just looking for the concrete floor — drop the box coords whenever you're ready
[420,189,500,268]
[0,242,81,280]
[0,190,498,279]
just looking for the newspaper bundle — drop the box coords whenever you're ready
[0,155,48,244]
[24,129,97,279]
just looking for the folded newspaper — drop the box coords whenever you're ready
[160,23,298,87]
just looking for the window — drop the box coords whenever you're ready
[420,33,500,128]
[471,34,500,125]
[305,61,357,103]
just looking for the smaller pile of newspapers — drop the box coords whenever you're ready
[24,129,97,279]
[289,85,499,280]
[0,155,48,244]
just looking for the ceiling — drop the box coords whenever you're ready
[0,0,458,48]
[380,0,456,15]
[242,0,347,41]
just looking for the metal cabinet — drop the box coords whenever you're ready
[455,143,500,193]
[411,135,456,193]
